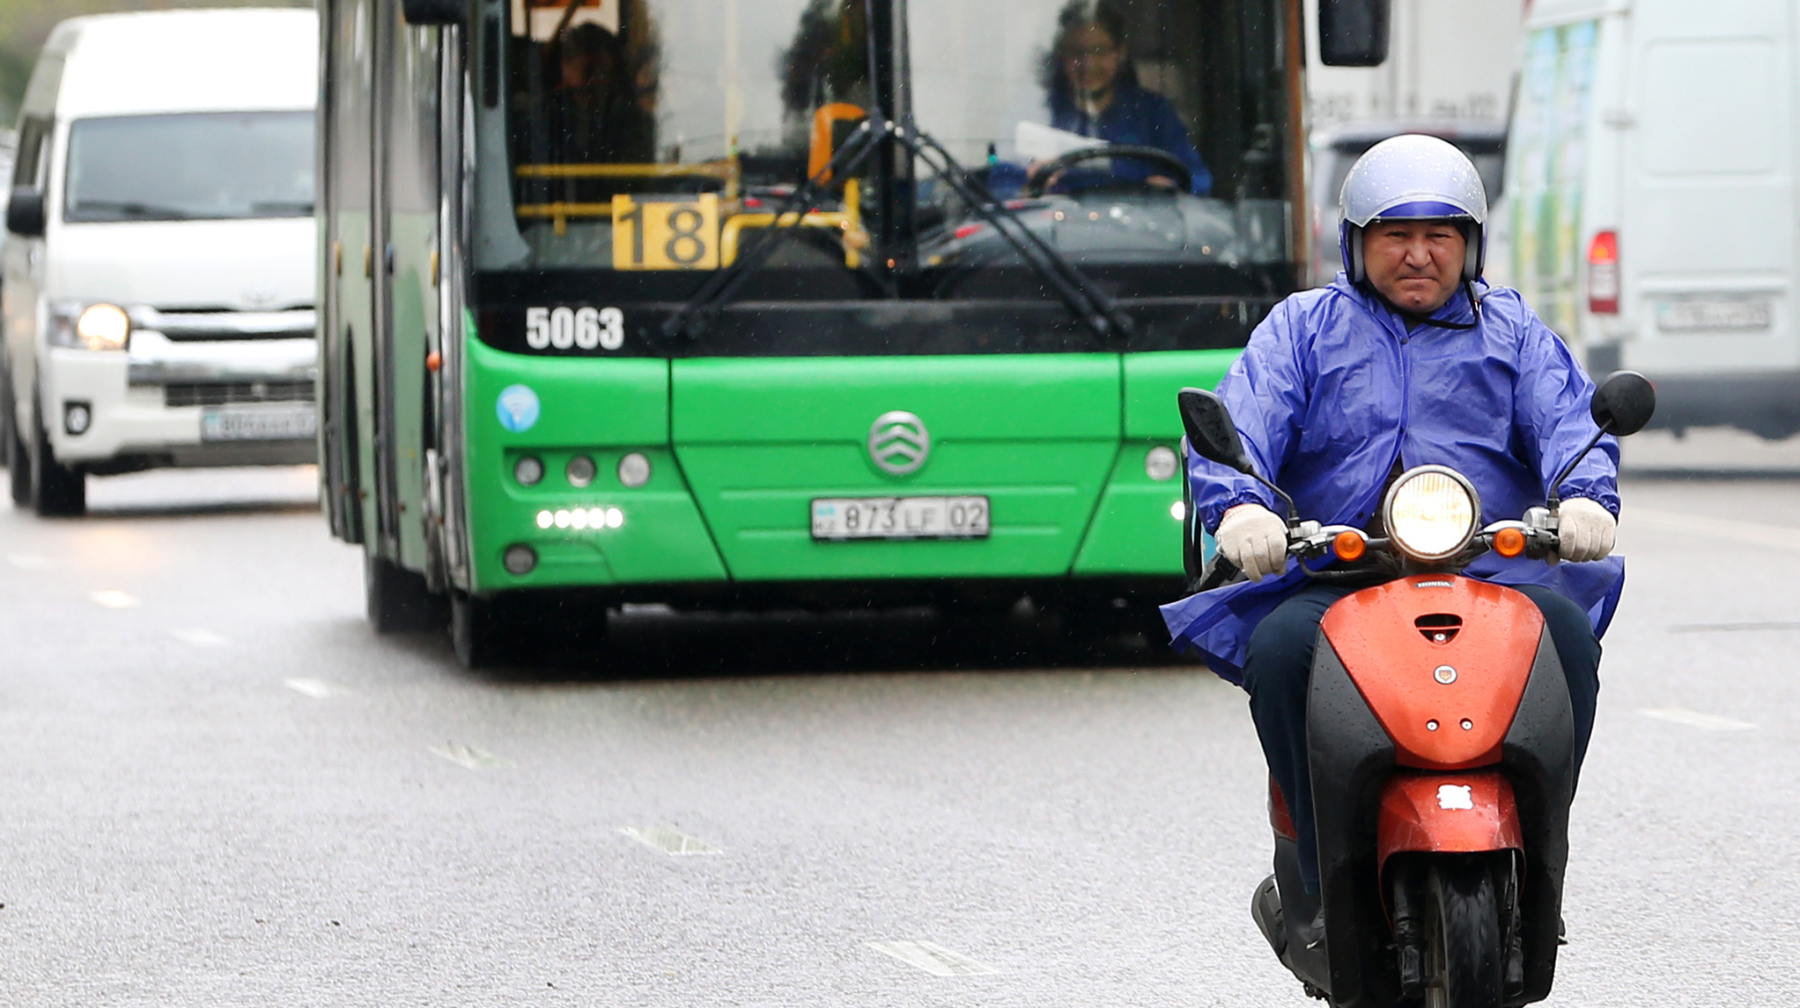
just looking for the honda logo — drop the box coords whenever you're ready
[868,411,930,475]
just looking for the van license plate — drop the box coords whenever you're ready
[811,496,990,540]
[201,404,317,441]
[1656,298,1773,332]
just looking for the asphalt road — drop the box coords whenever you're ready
[0,449,1796,1006]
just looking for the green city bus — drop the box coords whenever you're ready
[316,0,1388,666]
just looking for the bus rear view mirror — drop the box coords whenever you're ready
[402,0,465,26]
[1318,0,1391,67]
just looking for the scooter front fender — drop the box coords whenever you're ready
[1377,771,1522,868]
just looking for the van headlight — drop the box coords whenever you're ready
[1382,466,1480,562]
[49,302,131,351]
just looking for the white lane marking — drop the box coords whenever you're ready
[1671,621,1800,633]
[429,742,509,769]
[1626,508,1800,553]
[89,589,141,609]
[172,628,230,647]
[617,826,721,856]
[1639,707,1756,732]
[6,553,52,570]
[865,940,1000,977]
[283,677,344,699]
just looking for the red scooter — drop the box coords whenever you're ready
[1177,371,1655,1008]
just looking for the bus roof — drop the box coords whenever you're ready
[51,8,316,120]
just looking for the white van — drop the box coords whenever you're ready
[1508,0,1800,439]
[2,8,317,515]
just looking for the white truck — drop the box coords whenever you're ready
[2,8,318,515]
[1508,0,1800,438]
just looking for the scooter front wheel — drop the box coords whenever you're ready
[1424,858,1504,1008]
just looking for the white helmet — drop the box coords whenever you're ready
[1338,134,1488,285]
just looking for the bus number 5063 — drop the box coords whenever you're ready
[525,306,625,351]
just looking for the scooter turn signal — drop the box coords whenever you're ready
[1332,530,1366,562]
[1493,526,1527,558]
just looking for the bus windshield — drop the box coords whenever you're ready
[482,0,1292,297]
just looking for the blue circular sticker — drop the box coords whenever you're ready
[496,384,540,432]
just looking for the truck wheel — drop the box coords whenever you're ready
[30,404,85,517]
[1424,859,1504,1008]
[364,552,447,632]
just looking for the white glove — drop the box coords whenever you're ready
[1556,497,1616,562]
[1216,503,1291,581]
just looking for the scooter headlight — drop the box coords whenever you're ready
[1383,466,1480,562]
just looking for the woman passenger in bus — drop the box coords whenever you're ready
[542,23,654,168]
[1032,0,1213,196]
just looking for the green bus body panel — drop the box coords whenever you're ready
[455,346,1247,590]
[1071,442,1188,574]
[672,355,1120,580]
[1122,348,1241,438]
[463,340,727,591]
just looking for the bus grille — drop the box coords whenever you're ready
[165,380,316,408]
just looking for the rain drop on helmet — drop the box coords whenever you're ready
[1338,134,1489,285]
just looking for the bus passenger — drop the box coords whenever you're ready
[543,23,653,167]
[1037,0,1212,195]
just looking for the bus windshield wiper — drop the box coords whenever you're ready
[660,113,1135,344]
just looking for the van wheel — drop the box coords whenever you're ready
[8,413,31,506]
[364,552,446,632]
[30,403,84,517]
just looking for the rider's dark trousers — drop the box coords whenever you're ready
[1244,582,1601,895]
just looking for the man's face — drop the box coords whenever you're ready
[1362,220,1468,313]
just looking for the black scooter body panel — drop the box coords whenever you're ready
[1500,629,1575,1005]
[1306,632,1397,1008]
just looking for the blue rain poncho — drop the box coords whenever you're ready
[1160,276,1625,683]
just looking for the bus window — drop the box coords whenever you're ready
[499,0,870,276]
[910,0,1294,289]
[486,0,1294,294]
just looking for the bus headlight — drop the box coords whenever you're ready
[1382,466,1480,562]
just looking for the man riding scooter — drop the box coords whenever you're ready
[1161,136,1625,987]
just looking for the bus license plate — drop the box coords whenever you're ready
[200,404,317,442]
[811,496,990,540]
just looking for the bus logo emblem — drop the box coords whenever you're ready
[868,411,930,475]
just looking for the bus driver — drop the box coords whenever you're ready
[1028,0,1213,196]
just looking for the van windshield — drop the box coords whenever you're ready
[65,111,315,223]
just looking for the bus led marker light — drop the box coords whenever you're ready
[503,544,537,575]
[514,455,544,486]
[1145,445,1178,481]
[567,454,596,487]
[618,452,651,488]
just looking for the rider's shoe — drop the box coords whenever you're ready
[1295,905,1327,951]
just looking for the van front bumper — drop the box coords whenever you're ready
[43,332,318,470]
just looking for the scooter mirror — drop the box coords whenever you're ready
[1590,370,1656,437]
[1178,387,1255,474]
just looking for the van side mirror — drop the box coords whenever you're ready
[402,0,465,26]
[1590,370,1656,436]
[6,188,45,237]
[1179,387,1254,474]
[1317,0,1391,67]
